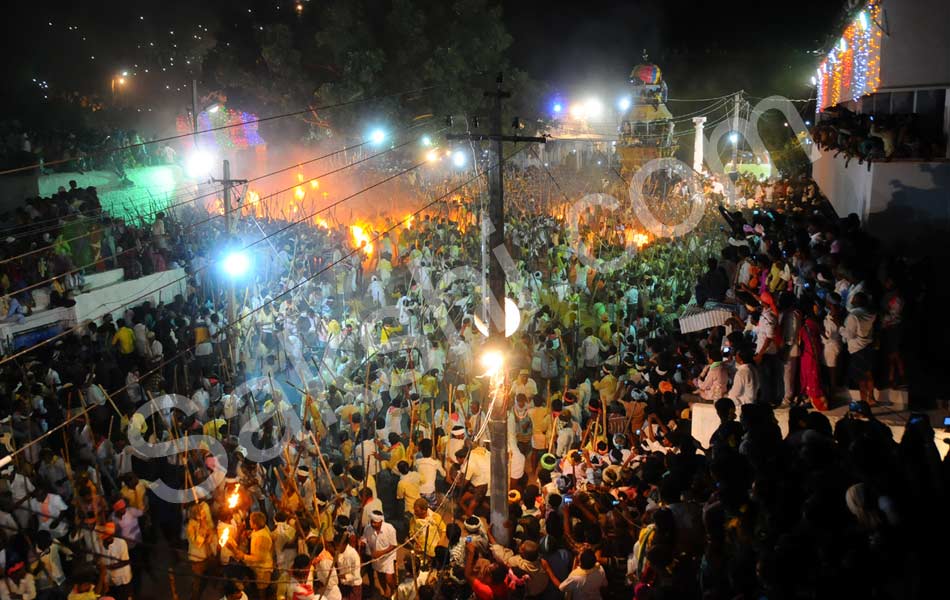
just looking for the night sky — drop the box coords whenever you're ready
[4,0,846,119]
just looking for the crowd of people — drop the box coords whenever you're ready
[0,182,182,326]
[811,105,945,169]
[0,151,943,600]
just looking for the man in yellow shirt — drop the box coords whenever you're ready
[229,511,273,595]
[395,461,422,516]
[408,498,445,560]
[112,319,135,369]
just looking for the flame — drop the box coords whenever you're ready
[208,198,225,215]
[294,186,306,201]
[314,217,330,229]
[296,172,305,184]
[227,483,241,509]
[247,190,260,204]
[218,525,231,547]
[403,215,414,229]
[310,180,320,190]
[633,233,649,248]
[350,224,374,256]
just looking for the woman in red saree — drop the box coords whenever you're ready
[799,298,827,410]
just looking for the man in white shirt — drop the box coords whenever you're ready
[335,534,362,600]
[557,550,607,600]
[727,347,759,408]
[362,511,398,597]
[0,563,36,600]
[579,328,606,371]
[510,370,539,402]
[460,444,491,516]
[95,523,132,600]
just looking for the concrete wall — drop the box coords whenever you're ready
[812,150,873,220]
[880,0,950,89]
[812,150,950,256]
[866,159,950,253]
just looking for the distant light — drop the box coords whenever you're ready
[569,104,585,119]
[552,103,563,114]
[185,150,215,179]
[426,149,440,163]
[421,135,432,147]
[728,132,739,144]
[805,120,812,126]
[584,97,604,119]
[617,97,631,111]
[838,37,847,52]
[368,128,386,145]
[222,251,250,278]
[121,71,128,77]
[783,122,789,127]
[810,76,817,86]
[117,77,126,85]
[857,10,869,31]
[452,150,467,167]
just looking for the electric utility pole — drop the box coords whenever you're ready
[446,73,545,544]
[214,160,247,371]
[729,91,742,207]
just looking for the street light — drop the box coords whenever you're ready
[452,150,467,168]
[480,349,505,378]
[728,132,739,145]
[617,97,631,111]
[584,97,604,119]
[368,128,386,146]
[186,149,215,179]
[222,250,251,278]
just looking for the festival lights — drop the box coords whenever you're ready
[816,0,882,111]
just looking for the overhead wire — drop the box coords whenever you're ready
[0,119,436,266]
[0,85,443,177]
[0,126,446,366]
[1,143,530,480]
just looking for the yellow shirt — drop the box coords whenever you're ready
[388,443,408,472]
[396,471,422,514]
[248,527,274,569]
[409,509,445,557]
[112,327,135,354]
[593,374,618,401]
[121,481,148,511]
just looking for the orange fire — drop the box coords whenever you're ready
[403,215,414,229]
[314,217,330,229]
[294,186,306,201]
[310,180,320,190]
[633,233,649,249]
[296,172,305,183]
[350,224,374,256]
[218,524,231,547]
[227,483,241,509]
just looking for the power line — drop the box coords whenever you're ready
[0,131,442,364]
[0,122,436,266]
[0,85,442,177]
[2,144,530,463]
